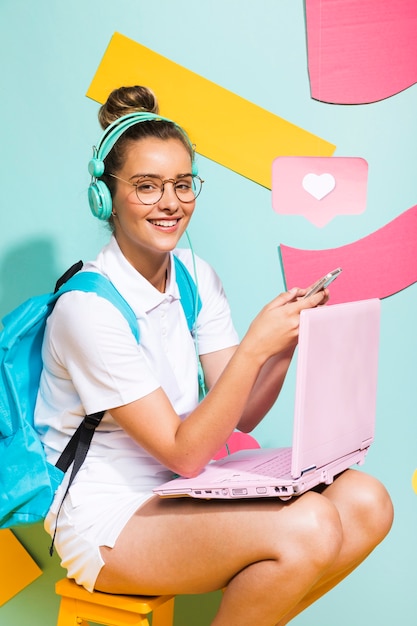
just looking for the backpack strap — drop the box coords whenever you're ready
[173,255,206,396]
[51,269,139,489]
[50,410,104,555]
[49,270,140,554]
[174,255,202,332]
[53,260,83,293]
[56,271,140,342]
[49,257,202,554]
[56,257,202,337]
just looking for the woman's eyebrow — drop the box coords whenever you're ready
[129,172,193,181]
[128,172,158,180]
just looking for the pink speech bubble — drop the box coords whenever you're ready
[306,0,417,104]
[272,157,368,227]
[279,205,417,304]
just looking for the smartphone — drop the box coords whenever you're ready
[303,268,342,299]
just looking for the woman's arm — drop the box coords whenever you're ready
[201,345,295,433]
[201,288,330,433]
[110,288,327,478]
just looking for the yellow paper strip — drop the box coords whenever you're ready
[86,33,336,188]
[0,529,42,605]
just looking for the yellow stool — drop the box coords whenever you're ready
[55,578,175,626]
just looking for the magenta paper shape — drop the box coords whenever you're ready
[306,0,417,104]
[279,205,417,304]
[272,156,368,227]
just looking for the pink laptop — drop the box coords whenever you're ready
[154,299,381,501]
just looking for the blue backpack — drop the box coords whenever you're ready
[0,257,201,532]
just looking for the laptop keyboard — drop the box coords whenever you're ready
[251,448,292,477]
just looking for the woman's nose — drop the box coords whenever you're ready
[159,180,179,209]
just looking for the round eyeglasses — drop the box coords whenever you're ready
[109,173,204,205]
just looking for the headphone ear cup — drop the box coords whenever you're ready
[88,180,113,221]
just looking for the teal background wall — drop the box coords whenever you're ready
[1,0,416,624]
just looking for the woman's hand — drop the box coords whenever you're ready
[240,287,328,366]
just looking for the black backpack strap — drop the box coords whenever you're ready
[49,411,104,556]
[55,411,104,472]
[54,260,83,293]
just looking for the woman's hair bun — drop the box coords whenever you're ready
[98,86,159,129]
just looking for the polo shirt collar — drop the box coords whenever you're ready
[94,236,180,316]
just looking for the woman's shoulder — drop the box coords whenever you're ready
[48,287,133,347]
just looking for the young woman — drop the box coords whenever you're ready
[35,85,393,626]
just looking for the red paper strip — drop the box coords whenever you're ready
[279,206,417,303]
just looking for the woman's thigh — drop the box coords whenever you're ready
[95,488,342,595]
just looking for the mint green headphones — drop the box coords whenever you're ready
[88,112,197,220]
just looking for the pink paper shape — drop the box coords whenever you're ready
[279,205,417,304]
[212,432,260,461]
[272,157,368,227]
[306,0,417,104]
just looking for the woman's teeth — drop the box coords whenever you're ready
[150,220,178,227]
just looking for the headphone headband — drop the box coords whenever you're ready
[88,112,196,177]
[87,111,197,220]
[94,112,176,164]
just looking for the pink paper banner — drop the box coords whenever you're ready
[306,0,417,104]
[279,206,417,303]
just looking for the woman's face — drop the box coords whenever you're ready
[111,136,196,266]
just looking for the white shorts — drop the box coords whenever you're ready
[45,479,154,592]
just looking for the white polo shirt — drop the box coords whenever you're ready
[35,236,239,493]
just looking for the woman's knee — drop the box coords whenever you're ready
[352,471,393,537]
[281,493,343,570]
[332,470,394,542]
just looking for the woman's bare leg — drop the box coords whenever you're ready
[275,469,394,625]
[96,490,343,625]
[95,469,392,626]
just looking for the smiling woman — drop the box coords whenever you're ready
[107,135,197,279]
[33,85,393,626]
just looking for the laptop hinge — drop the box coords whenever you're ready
[301,465,317,476]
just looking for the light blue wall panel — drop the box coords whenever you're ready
[1,1,416,624]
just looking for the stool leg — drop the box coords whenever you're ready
[151,597,175,626]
